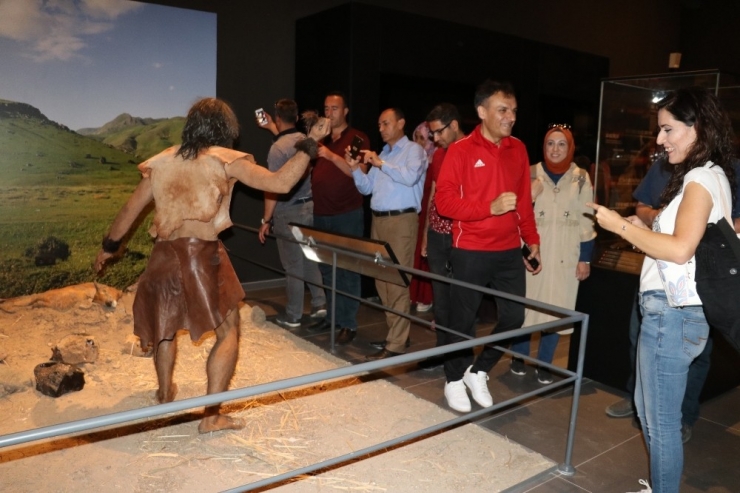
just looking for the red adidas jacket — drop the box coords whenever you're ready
[435,125,539,251]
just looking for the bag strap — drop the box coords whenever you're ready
[709,165,733,224]
[708,166,740,260]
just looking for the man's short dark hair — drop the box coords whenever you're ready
[274,99,298,124]
[474,80,516,109]
[427,103,461,126]
[386,107,405,121]
[325,91,348,108]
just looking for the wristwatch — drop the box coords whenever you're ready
[261,217,273,225]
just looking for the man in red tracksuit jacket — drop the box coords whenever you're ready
[435,80,541,413]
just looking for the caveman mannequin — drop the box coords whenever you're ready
[95,98,329,433]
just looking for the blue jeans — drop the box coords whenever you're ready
[626,296,712,426]
[273,201,326,320]
[510,332,559,364]
[635,290,709,493]
[313,208,364,330]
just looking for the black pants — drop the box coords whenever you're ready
[444,247,525,382]
[426,229,452,345]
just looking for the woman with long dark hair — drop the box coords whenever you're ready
[590,87,736,493]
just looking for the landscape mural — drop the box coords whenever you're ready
[0,0,216,298]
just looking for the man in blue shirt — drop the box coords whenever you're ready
[606,157,740,443]
[348,108,427,359]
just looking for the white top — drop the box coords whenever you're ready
[640,162,732,300]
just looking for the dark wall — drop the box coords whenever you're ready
[296,4,608,161]
[679,0,740,75]
[135,0,698,283]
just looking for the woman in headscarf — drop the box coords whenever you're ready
[409,122,436,312]
[509,124,596,384]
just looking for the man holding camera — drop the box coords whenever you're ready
[256,99,327,329]
[310,92,370,345]
[348,108,428,360]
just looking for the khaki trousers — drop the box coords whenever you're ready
[371,212,418,353]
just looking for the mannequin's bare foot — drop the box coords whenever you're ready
[156,383,178,403]
[198,414,245,434]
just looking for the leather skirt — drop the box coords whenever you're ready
[133,238,245,350]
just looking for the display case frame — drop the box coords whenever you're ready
[591,69,740,274]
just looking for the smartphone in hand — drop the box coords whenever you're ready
[522,244,540,270]
[349,135,364,160]
[255,108,268,126]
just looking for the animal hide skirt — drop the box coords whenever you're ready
[133,237,245,350]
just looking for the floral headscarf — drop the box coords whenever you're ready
[413,121,436,162]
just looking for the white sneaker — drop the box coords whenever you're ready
[416,302,434,312]
[462,366,493,407]
[626,479,652,492]
[444,380,471,412]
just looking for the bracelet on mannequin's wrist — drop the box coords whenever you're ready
[102,236,121,254]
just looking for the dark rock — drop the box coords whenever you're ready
[34,361,85,397]
[34,254,57,266]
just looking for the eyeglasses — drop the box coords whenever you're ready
[547,123,572,130]
[428,121,451,140]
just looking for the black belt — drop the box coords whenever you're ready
[371,207,416,217]
[291,197,313,205]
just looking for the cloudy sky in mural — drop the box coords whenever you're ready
[0,0,216,130]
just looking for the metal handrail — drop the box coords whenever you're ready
[0,223,589,492]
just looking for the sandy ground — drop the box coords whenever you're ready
[0,286,554,492]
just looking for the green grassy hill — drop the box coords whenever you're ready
[101,116,185,160]
[0,100,180,298]
[0,118,142,188]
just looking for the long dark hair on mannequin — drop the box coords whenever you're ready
[176,98,239,160]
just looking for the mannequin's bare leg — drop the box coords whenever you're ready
[198,309,245,433]
[154,339,178,403]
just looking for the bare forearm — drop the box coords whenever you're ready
[228,152,311,193]
[616,222,698,264]
[107,179,153,240]
[263,195,278,221]
[328,151,353,177]
[635,203,659,228]
[593,185,710,264]
[424,182,436,233]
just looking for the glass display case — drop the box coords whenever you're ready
[591,70,740,274]
[572,71,740,396]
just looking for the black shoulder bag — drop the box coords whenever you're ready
[694,173,740,355]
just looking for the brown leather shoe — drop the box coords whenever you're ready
[368,337,411,350]
[365,348,402,361]
[335,328,356,345]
